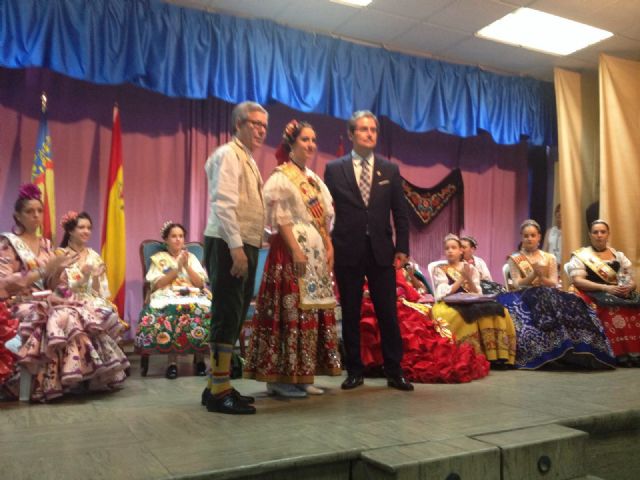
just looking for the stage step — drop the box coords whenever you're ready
[474,424,588,480]
[353,424,590,480]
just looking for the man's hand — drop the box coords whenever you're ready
[230,247,248,278]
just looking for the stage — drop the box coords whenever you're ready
[1,356,639,480]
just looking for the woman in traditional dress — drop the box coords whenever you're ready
[566,220,640,367]
[243,120,341,398]
[55,211,129,386]
[135,222,211,379]
[497,219,615,370]
[361,262,490,383]
[430,234,516,368]
[460,235,504,295]
[1,185,127,401]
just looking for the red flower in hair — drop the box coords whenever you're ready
[60,211,79,229]
[18,183,41,201]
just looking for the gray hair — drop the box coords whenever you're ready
[231,101,268,134]
[347,110,379,134]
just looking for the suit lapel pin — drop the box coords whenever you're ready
[376,170,381,176]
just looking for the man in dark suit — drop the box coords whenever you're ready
[324,110,413,391]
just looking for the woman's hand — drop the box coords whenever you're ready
[292,248,308,278]
[177,250,189,269]
[81,263,93,277]
[44,252,76,277]
[607,284,633,297]
[461,262,474,280]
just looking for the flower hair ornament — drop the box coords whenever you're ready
[60,211,79,229]
[18,183,42,201]
[282,119,299,145]
[161,220,174,238]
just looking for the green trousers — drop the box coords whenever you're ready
[204,236,258,345]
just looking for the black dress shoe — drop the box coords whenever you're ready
[387,376,414,391]
[201,387,255,406]
[206,391,256,415]
[165,364,178,380]
[195,361,207,376]
[341,375,364,390]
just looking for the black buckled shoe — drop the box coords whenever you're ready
[165,364,178,380]
[387,376,414,391]
[206,391,256,415]
[341,375,364,390]
[201,387,255,406]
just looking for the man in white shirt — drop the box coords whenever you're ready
[203,101,267,415]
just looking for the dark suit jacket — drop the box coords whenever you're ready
[324,153,409,267]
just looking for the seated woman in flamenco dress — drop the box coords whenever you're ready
[360,261,490,383]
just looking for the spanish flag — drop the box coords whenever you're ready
[101,105,126,316]
[31,93,56,241]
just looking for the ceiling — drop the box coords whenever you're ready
[164,0,640,82]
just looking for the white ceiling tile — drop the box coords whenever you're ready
[207,0,295,18]
[530,0,633,32]
[388,23,469,55]
[274,0,360,33]
[571,35,640,63]
[427,0,517,33]
[333,9,420,44]
[442,36,554,74]
[368,0,454,21]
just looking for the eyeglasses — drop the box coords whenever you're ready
[355,126,378,133]
[244,119,268,130]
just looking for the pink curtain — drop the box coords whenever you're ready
[0,66,528,329]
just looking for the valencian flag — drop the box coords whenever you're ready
[31,92,56,241]
[101,105,126,316]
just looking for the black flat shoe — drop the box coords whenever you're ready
[341,375,364,390]
[165,364,178,380]
[201,387,255,406]
[206,391,256,415]
[387,376,414,391]
[195,361,207,376]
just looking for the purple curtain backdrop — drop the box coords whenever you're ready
[0,66,528,331]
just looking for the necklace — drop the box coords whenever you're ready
[290,159,306,172]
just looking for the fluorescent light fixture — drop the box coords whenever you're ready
[476,8,613,56]
[330,0,372,7]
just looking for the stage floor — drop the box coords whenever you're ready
[1,356,639,480]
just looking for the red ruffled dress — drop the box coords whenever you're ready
[0,300,18,387]
[360,269,490,383]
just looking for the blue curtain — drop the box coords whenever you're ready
[0,0,556,145]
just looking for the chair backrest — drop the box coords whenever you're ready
[253,247,269,297]
[139,239,205,303]
[563,261,572,286]
[427,260,446,298]
[502,263,513,291]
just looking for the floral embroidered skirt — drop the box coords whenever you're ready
[431,302,516,365]
[574,290,640,358]
[243,234,342,384]
[497,287,615,369]
[15,298,130,402]
[135,302,211,354]
[361,298,490,383]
